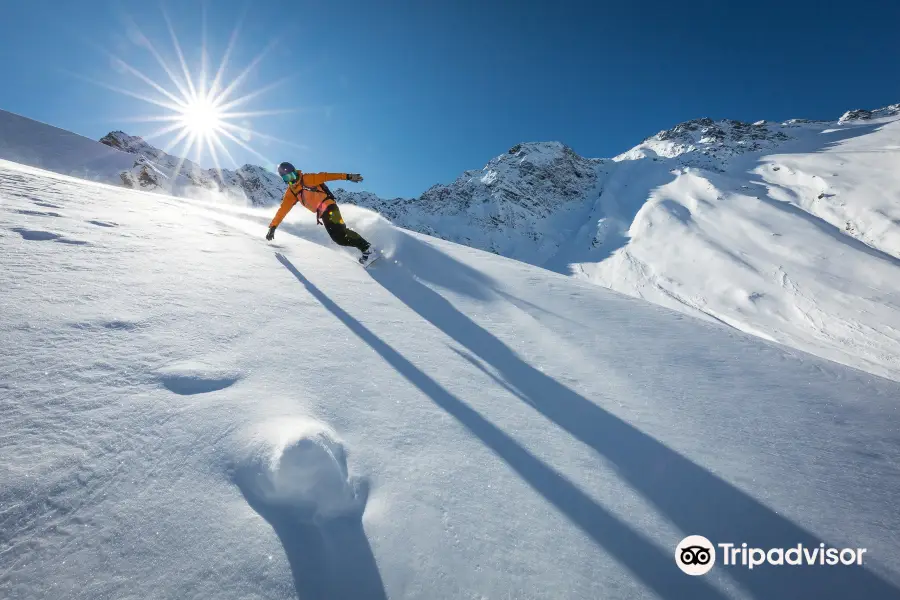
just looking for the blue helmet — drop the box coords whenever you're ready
[277,161,295,177]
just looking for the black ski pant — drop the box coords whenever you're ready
[320,204,370,252]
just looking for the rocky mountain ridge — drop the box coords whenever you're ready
[97,103,897,267]
[99,131,284,205]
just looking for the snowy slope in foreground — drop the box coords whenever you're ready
[2,161,900,600]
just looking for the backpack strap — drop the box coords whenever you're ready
[319,182,336,200]
[293,178,336,208]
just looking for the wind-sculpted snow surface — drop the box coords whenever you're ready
[2,160,900,599]
[156,361,242,395]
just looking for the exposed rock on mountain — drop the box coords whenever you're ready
[99,131,283,205]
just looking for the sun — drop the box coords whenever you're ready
[83,8,306,181]
[179,97,223,136]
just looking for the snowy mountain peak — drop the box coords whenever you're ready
[617,117,792,166]
[502,140,572,160]
[480,141,601,186]
[98,130,284,205]
[839,103,900,123]
[615,102,900,168]
[99,131,165,160]
[4,102,900,390]
[332,140,604,261]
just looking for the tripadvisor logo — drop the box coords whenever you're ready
[676,535,716,575]
[675,535,868,575]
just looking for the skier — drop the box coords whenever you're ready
[266,161,375,265]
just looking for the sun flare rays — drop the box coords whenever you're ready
[88,9,298,176]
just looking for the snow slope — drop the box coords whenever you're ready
[2,160,900,600]
[0,110,135,183]
[582,110,900,381]
[0,110,284,207]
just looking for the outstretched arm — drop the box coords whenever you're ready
[304,172,363,185]
[269,189,298,229]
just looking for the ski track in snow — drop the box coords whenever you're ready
[1,160,900,599]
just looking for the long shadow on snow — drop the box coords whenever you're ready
[275,252,727,600]
[235,460,386,600]
[362,235,899,600]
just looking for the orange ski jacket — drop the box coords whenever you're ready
[269,172,350,228]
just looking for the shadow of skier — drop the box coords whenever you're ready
[275,251,729,600]
[359,235,900,600]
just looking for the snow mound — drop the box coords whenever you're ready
[232,418,363,521]
[230,419,383,599]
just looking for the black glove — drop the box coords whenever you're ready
[266,226,276,241]
[347,173,363,183]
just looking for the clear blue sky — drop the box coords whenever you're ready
[1,1,898,198]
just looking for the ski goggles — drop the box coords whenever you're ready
[281,171,298,183]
